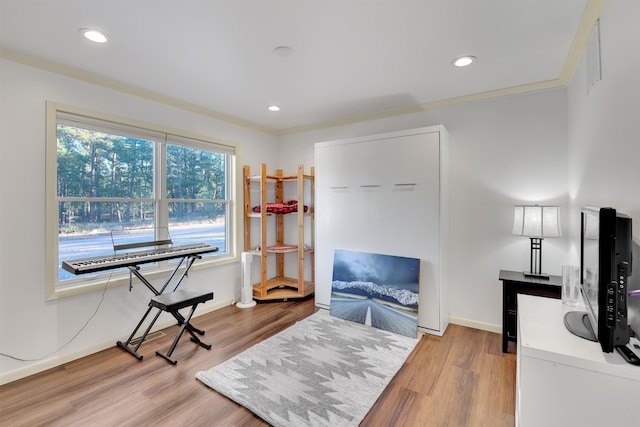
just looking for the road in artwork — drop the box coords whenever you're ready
[329,249,420,338]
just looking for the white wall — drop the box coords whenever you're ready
[567,0,640,332]
[2,0,638,384]
[568,0,640,239]
[0,58,278,383]
[276,0,639,335]
[279,88,570,331]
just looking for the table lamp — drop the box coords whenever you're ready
[512,205,560,279]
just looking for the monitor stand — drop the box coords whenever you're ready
[563,311,597,342]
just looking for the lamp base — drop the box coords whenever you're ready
[524,271,550,280]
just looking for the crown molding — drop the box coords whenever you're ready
[0,46,277,136]
[1,0,606,137]
[277,0,606,136]
[277,79,565,136]
[558,0,607,84]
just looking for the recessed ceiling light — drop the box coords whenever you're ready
[452,56,476,67]
[268,105,281,112]
[273,46,294,57]
[80,28,109,44]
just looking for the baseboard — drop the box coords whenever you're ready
[314,304,501,335]
[0,297,233,386]
[449,316,501,334]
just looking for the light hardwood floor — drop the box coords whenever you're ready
[0,298,516,426]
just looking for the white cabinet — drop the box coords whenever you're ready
[314,125,449,335]
[517,294,640,427]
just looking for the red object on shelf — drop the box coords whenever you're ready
[253,200,308,214]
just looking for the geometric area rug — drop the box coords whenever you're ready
[196,309,418,427]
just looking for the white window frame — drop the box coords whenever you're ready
[45,102,239,300]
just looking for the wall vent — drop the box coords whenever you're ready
[586,19,602,94]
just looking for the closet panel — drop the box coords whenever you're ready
[315,126,449,336]
[315,141,369,188]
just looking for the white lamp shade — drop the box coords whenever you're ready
[512,205,561,238]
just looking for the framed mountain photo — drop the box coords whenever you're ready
[330,249,420,338]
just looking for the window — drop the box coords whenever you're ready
[46,103,237,299]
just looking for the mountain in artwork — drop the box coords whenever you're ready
[332,280,418,307]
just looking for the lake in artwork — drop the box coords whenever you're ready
[330,249,420,338]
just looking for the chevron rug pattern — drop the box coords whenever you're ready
[196,309,418,426]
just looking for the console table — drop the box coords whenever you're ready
[500,269,561,352]
[516,294,640,427]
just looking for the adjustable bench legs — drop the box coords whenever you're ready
[155,302,211,365]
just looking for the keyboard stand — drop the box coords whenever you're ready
[116,254,205,360]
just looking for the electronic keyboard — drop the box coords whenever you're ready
[62,243,219,274]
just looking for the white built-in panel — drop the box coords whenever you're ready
[314,125,449,335]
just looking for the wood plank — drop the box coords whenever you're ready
[252,277,314,300]
[0,299,516,427]
[259,163,268,298]
[243,165,252,251]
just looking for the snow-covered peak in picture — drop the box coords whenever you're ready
[331,280,419,307]
[330,249,420,338]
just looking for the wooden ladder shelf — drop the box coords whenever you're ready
[243,163,315,301]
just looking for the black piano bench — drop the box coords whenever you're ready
[149,288,214,365]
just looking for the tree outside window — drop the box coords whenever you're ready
[49,108,234,293]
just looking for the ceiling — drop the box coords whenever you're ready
[0,0,595,135]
